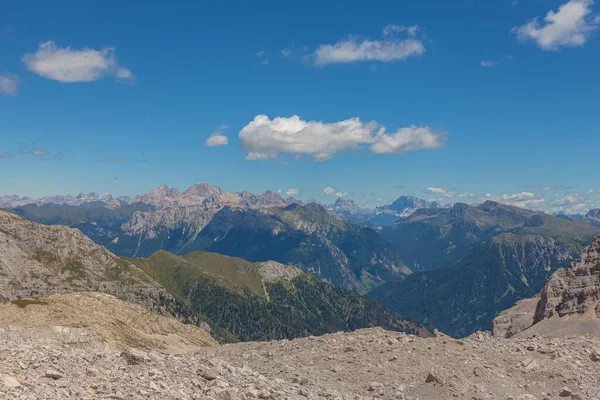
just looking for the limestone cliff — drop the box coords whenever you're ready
[493,234,600,338]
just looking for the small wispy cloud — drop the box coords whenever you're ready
[481,60,498,67]
[280,48,292,57]
[256,50,269,65]
[311,24,425,66]
[0,74,18,95]
[323,186,348,197]
[286,188,300,196]
[205,124,229,147]
[99,157,126,163]
[22,41,134,83]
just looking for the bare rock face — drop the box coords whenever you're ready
[534,234,600,322]
[493,234,600,338]
[258,261,303,283]
[0,211,163,308]
[492,297,539,339]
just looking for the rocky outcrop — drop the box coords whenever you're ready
[258,261,302,283]
[492,298,539,339]
[0,211,164,309]
[534,234,600,321]
[493,234,600,338]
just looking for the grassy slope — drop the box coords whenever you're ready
[133,250,428,343]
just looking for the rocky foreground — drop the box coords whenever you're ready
[1,325,599,400]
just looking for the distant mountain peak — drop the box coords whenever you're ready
[375,195,440,219]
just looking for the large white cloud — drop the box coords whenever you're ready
[22,41,133,82]
[239,115,445,161]
[312,25,425,66]
[0,75,18,95]
[511,0,600,50]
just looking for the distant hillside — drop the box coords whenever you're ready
[381,201,599,271]
[369,202,599,337]
[133,251,428,343]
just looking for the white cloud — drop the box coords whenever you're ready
[323,187,348,197]
[382,24,419,37]
[280,48,292,57]
[548,191,600,214]
[483,192,546,209]
[370,126,446,154]
[205,125,229,147]
[0,75,18,95]
[22,41,133,83]
[480,60,498,67]
[511,0,599,50]
[312,25,425,66]
[285,188,300,196]
[426,187,456,197]
[256,50,268,65]
[490,192,536,201]
[239,115,445,161]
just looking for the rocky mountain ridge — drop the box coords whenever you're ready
[328,195,442,227]
[0,192,130,210]
[0,211,163,309]
[0,211,421,344]
[6,200,409,292]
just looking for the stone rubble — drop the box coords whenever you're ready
[2,326,600,400]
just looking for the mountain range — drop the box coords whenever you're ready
[329,196,441,227]
[368,201,600,336]
[4,184,410,292]
[0,211,424,343]
[4,183,600,338]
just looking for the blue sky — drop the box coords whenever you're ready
[1,0,600,214]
